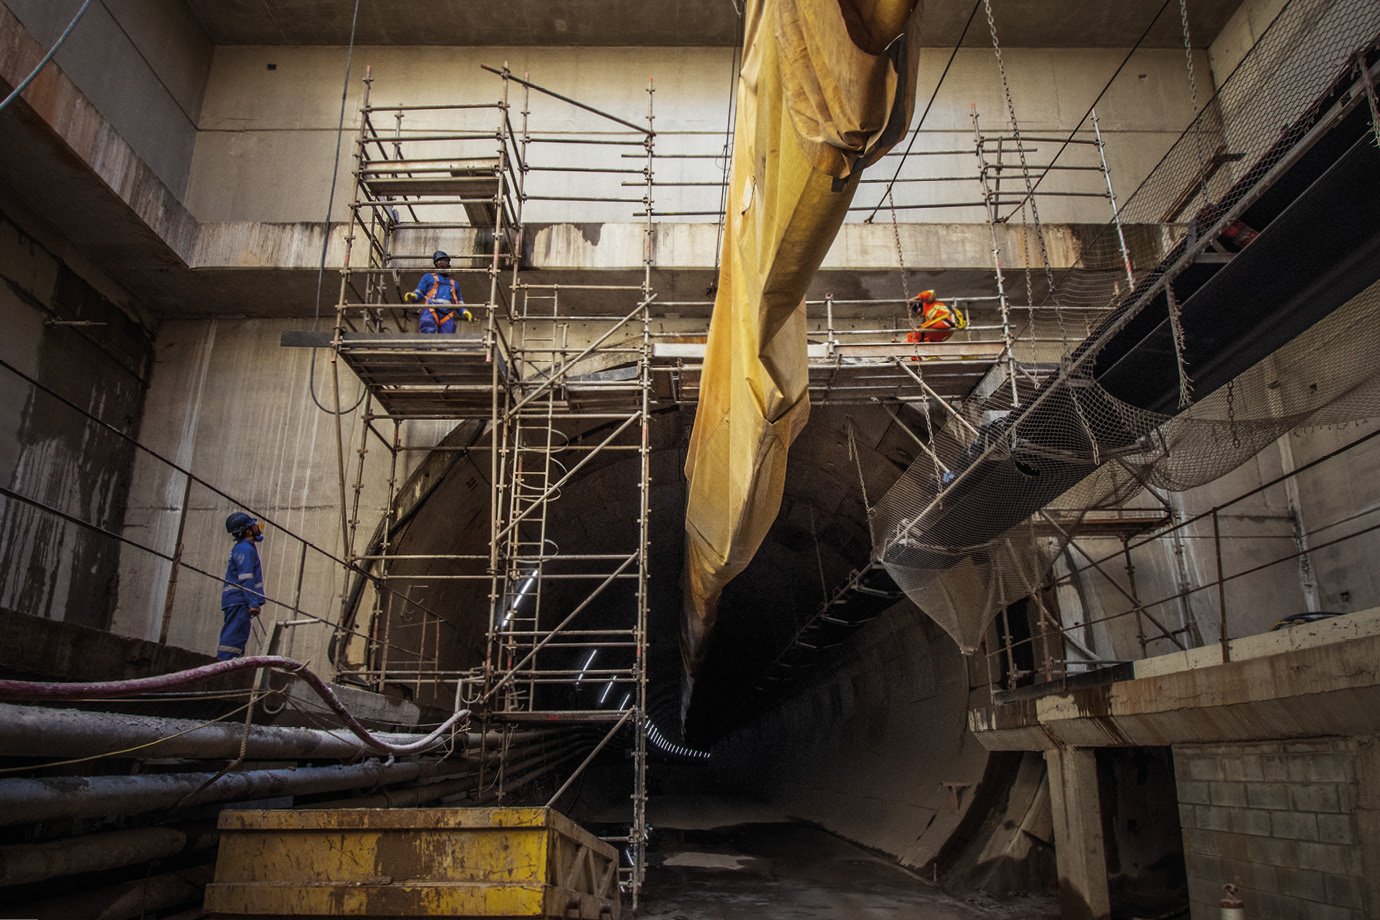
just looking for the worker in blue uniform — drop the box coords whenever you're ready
[219,511,266,661]
[404,250,473,332]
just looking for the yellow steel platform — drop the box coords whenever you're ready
[204,807,620,919]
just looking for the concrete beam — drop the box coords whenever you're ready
[179,0,1248,49]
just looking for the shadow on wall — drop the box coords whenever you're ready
[708,601,1056,894]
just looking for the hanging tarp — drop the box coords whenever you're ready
[682,0,923,686]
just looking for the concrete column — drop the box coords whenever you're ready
[1045,746,1111,920]
[1356,736,1380,917]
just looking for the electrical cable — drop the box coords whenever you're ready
[863,0,983,223]
[307,0,367,417]
[0,0,94,116]
[0,655,469,757]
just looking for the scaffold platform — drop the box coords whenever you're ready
[282,330,504,420]
[652,340,1006,405]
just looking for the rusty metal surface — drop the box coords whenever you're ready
[205,806,620,918]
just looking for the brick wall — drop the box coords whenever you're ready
[1174,739,1365,919]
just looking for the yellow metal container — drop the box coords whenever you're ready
[204,807,620,919]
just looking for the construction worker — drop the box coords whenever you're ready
[906,289,965,345]
[404,250,473,333]
[219,511,266,661]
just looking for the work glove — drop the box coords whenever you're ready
[404,291,418,303]
[461,308,474,322]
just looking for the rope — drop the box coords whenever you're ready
[1165,283,1193,408]
[0,0,94,116]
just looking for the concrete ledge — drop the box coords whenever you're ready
[1133,606,1380,679]
[970,608,1380,751]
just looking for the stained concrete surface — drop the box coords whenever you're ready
[639,822,1057,920]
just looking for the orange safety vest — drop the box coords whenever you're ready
[907,295,960,344]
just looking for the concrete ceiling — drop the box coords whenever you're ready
[182,0,1246,48]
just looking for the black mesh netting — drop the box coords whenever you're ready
[870,0,1380,651]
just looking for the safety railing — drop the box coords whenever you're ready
[979,425,1380,696]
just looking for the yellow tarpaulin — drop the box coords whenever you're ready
[683,0,923,688]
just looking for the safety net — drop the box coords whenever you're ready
[870,0,1380,651]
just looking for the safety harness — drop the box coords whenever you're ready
[429,307,458,328]
[424,275,460,304]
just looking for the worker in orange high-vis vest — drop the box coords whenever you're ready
[906,289,965,345]
[405,250,473,333]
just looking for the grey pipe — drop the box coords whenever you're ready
[18,863,212,920]
[0,759,452,826]
[0,702,474,762]
[0,826,211,887]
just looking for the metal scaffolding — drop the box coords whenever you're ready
[318,66,656,905]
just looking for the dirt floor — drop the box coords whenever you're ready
[637,821,1059,920]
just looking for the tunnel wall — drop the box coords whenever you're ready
[709,599,1002,873]
[1175,737,1375,919]
[108,317,462,665]
[1048,419,1380,668]
[184,44,1207,227]
[2,0,213,198]
[0,189,154,629]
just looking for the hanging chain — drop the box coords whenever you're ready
[1020,199,1038,341]
[914,364,947,495]
[982,0,1068,347]
[1179,0,1211,205]
[1225,378,1240,449]
[886,187,910,301]
[846,421,873,515]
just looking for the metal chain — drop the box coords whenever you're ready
[846,421,873,515]
[1179,0,1211,203]
[982,0,1069,346]
[886,187,910,301]
[914,365,947,495]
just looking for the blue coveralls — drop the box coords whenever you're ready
[219,538,266,661]
[411,272,465,333]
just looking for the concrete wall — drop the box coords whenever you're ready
[1175,738,1372,919]
[1050,416,1380,672]
[184,44,1208,228]
[0,190,154,628]
[110,317,457,666]
[2,0,213,198]
[710,603,995,873]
